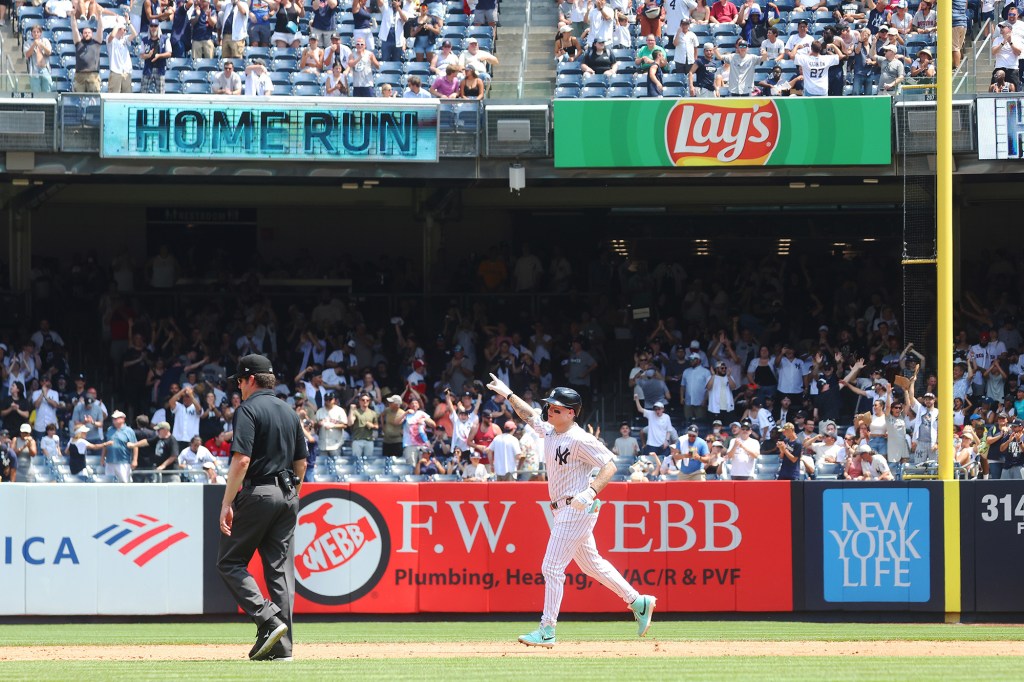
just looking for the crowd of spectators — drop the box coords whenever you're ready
[18,0,500,97]
[553,0,975,98]
[3,241,1023,484]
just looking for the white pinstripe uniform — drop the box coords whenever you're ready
[529,413,640,628]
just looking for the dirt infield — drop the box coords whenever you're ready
[3,641,1024,661]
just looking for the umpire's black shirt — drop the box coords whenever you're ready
[232,389,308,479]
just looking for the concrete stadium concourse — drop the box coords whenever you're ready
[0,174,1016,295]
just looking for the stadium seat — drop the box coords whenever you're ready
[405,62,432,76]
[712,23,740,36]
[662,86,687,97]
[607,74,633,89]
[292,83,322,95]
[556,61,583,76]
[379,60,404,74]
[606,87,632,97]
[554,85,579,98]
[183,81,211,94]
[580,85,608,98]
[269,72,293,88]
[582,72,609,87]
[165,57,192,71]
[815,463,842,480]
[192,58,221,72]
[611,48,635,62]
[292,71,321,86]
[456,107,479,131]
[180,70,208,84]
[556,72,583,87]
[247,46,273,60]
[631,85,648,97]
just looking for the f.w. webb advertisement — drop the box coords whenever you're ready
[247,482,794,614]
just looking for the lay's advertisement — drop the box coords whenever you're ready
[553,97,892,168]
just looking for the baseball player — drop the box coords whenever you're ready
[486,374,655,648]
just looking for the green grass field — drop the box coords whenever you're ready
[1,620,1022,681]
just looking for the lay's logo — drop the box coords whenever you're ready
[664,100,779,166]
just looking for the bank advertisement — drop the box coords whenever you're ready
[243,482,794,614]
[100,95,439,162]
[0,484,204,615]
[553,97,892,168]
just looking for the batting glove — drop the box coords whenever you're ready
[570,487,596,511]
[486,373,513,399]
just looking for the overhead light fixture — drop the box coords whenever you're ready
[789,182,806,189]
[863,178,879,184]
[341,183,360,190]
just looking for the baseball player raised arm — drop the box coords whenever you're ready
[487,373,542,426]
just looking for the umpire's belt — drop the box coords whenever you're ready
[549,497,574,510]
[242,472,286,489]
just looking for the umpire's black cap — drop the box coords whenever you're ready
[229,354,274,382]
[542,387,583,414]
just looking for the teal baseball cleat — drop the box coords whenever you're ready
[630,595,656,637]
[518,625,556,648]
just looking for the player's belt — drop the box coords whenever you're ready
[549,497,574,510]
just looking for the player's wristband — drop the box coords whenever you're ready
[507,392,515,402]
[589,485,599,498]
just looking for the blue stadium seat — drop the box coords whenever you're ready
[442,26,467,40]
[788,10,811,23]
[180,70,208,84]
[467,26,493,41]
[269,72,293,88]
[19,16,44,33]
[183,81,211,94]
[554,85,579,98]
[456,107,479,131]
[662,72,687,88]
[404,62,432,76]
[446,14,469,26]
[712,23,740,36]
[374,72,402,86]
[607,73,634,89]
[582,72,608,87]
[165,57,191,71]
[663,86,687,97]
[192,58,221,72]
[556,72,583,88]
[292,83,322,96]
[475,37,493,51]
[292,71,321,86]
[379,60,404,73]
[606,87,631,97]
[271,58,298,72]
[691,25,711,38]
[580,85,607,97]
[714,35,737,48]
[247,46,273,60]
[46,16,72,31]
[611,47,635,62]
[273,47,302,61]
[439,107,456,131]
[631,85,649,97]
[556,61,582,76]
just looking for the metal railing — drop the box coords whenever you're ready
[954,16,996,95]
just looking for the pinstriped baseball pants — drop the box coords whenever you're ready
[540,507,640,627]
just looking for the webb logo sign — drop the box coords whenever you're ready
[822,489,930,603]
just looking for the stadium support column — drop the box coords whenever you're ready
[936,0,959,622]
[6,201,31,293]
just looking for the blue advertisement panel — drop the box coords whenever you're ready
[822,488,930,603]
[801,482,944,612]
[100,95,439,162]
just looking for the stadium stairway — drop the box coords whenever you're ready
[488,0,557,99]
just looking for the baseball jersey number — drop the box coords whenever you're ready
[809,67,824,78]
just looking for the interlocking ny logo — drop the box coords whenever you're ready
[555,446,570,466]
[93,513,189,567]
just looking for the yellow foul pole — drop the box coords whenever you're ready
[936,0,959,620]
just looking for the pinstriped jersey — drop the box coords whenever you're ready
[530,416,613,501]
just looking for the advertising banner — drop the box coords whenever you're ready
[553,97,892,168]
[959,482,1024,612]
[0,484,204,615]
[977,96,1024,160]
[242,482,793,614]
[100,95,439,162]
[801,482,944,612]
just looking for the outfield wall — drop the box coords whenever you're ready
[0,482,1017,616]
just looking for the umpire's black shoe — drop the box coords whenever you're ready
[249,617,288,661]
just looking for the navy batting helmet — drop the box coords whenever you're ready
[542,387,582,417]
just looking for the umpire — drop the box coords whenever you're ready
[218,354,308,661]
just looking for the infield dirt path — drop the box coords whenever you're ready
[2,641,1024,661]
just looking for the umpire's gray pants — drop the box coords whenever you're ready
[218,481,299,657]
